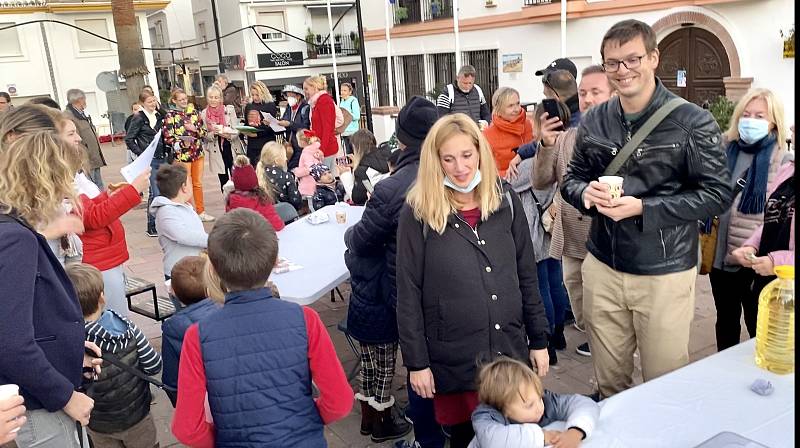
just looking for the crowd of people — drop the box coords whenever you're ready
[0,18,795,448]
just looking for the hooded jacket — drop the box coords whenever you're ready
[293,141,323,196]
[149,196,208,277]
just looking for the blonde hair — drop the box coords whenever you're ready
[234,154,250,168]
[203,256,227,304]
[725,88,787,150]
[477,358,544,415]
[406,113,502,234]
[249,81,273,103]
[170,87,187,103]
[0,131,81,228]
[304,75,327,92]
[491,87,520,113]
[256,141,288,193]
[206,85,223,100]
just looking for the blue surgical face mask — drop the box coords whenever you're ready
[738,117,770,144]
[443,169,482,194]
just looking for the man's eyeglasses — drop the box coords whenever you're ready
[602,55,646,73]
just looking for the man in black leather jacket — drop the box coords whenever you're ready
[561,20,732,399]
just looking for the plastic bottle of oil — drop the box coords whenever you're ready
[754,265,794,374]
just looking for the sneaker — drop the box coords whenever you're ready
[146,229,158,237]
[573,322,586,333]
[198,212,215,222]
[576,342,591,357]
[394,441,420,448]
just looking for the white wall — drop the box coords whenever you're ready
[364,0,795,127]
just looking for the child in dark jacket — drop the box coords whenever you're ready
[66,263,163,448]
[310,163,345,211]
[171,209,352,447]
[469,358,598,448]
[226,155,286,231]
[160,256,220,406]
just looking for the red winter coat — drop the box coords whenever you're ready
[79,185,140,271]
[225,192,286,231]
[310,92,338,157]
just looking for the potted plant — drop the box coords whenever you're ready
[306,28,317,58]
[708,95,736,131]
[394,6,408,23]
[781,26,794,58]
[334,33,342,43]
[316,34,323,44]
[352,35,360,52]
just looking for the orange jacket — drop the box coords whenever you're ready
[483,111,534,177]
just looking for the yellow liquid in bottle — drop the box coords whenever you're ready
[754,266,795,374]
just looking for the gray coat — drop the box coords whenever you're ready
[468,390,599,448]
[509,158,556,263]
[149,196,208,277]
[66,104,106,170]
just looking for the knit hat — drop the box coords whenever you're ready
[309,163,330,182]
[535,57,578,78]
[396,96,438,148]
[232,164,259,191]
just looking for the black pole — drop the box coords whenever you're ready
[210,0,225,73]
[355,0,373,132]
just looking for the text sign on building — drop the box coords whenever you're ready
[257,52,304,69]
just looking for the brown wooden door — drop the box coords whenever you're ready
[657,27,731,106]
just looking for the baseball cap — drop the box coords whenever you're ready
[535,58,578,78]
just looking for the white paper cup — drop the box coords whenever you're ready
[598,176,624,200]
[0,384,18,400]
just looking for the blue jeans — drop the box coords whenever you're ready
[405,379,445,448]
[15,409,89,448]
[536,258,569,332]
[147,157,165,232]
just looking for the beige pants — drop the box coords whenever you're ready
[88,413,159,448]
[561,255,585,328]
[582,253,696,399]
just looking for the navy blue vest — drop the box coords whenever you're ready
[199,288,325,447]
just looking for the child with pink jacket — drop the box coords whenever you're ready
[292,130,324,197]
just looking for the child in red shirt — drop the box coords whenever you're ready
[171,209,352,447]
[225,155,285,231]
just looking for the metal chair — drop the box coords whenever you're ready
[274,202,299,224]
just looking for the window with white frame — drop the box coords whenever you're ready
[0,23,22,57]
[256,12,285,41]
[197,22,209,49]
[75,18,112,52]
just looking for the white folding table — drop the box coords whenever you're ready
[580,339,794,447]
[269,205,365,305]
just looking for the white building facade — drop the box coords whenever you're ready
[0,0,168,135]
[361,0,795,141]
[162,0,364,105]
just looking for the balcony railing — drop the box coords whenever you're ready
[394,0,453,25]
[307,33,360,59]
[524,0,559,5]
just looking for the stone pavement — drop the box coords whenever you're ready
[96,141,733,447]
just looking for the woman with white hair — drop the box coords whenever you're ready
[202,85,244,191]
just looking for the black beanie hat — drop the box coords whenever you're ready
[396,96,438,148]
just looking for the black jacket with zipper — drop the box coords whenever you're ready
[351,147,391,205]
[561,79,732,275]
[395,187,549,394]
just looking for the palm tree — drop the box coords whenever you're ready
[111,0,149,105]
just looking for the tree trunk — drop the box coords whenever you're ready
[111,0,149,105]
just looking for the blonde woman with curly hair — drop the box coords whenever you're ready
[303,75,339,166]
[0,131,97,448]
[257,141,303,210]
[244,81,279,166]
[396,113,550,448]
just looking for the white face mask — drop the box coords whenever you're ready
[287,96,298,107]
[443,170,482,194]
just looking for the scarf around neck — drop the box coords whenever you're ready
[205,104,226,127]
[727,132,777,214]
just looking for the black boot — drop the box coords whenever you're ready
[548,345,558,365]
[552,325,567,350]
[448,421,476,448]
[371,402,412,442]
[360,400,376,436]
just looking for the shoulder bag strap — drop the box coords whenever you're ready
[99,351,176,392]
[603,98,686,176]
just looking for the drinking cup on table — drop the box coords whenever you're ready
[335,210,347,224]
[598,175,624,200]
[0,384,21,433]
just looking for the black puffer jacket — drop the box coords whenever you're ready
[344,145,421,344]
[561,79,732,275]
[351,147,391,205]
[396,187,549,394]
[124,110,166,159]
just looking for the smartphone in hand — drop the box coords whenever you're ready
[542,99,566,132]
